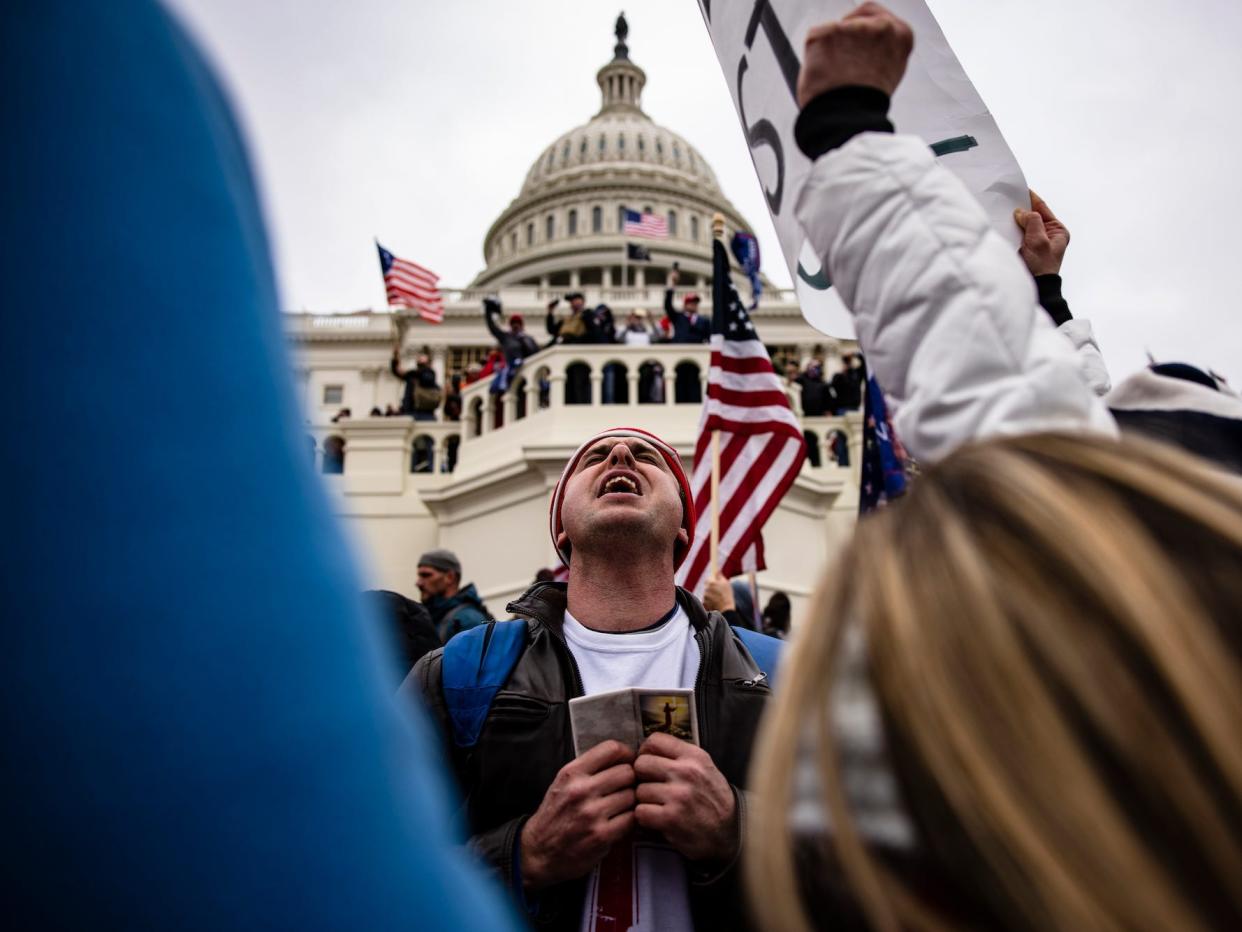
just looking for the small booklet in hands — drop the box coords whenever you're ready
[569,688,699,756]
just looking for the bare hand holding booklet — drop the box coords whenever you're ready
[569,688,699,756]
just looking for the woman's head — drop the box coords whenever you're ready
[751,432,1242,931]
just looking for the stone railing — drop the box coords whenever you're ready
[302,343,863,492]
[456,342,863,467]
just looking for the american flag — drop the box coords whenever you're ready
[376,242,444,323]
[622,208,668,239]
[676,239,806,597]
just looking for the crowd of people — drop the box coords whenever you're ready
[16,2,1242,931]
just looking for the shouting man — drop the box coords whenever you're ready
[407,427,778,931]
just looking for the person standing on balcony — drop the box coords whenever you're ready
[483,297,545,396]
[391,348,442,421]
[830,354,865,413]
[664,268,711,344]
[416,549,491,643]
[621,309,656,345]
[546,292,599,345]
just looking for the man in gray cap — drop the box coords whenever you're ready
[416,549,491,642]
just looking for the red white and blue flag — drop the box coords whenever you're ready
[622,208,668,239]
[676,239,805,597]
[376,242,444,323]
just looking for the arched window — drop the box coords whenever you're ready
[656,139,664,157]
[803,430,822,469]
[562,141,571,163]
[592,205,602,233]
[469,397,483,438]
[546,214,555,240]
[598,135,606,153]
[445,435,460,473]
[638,361,665,404]
[618,134,625,152]
[668,210,678,237]
[509,232,517,253]
[638,135,646,154]
[672,142,681,162]
[618,204,627,230]
[690,215,699,241]
[514,377,528,420]
[580,137,588,156]
[568,209,578,236]
[411,435,435,473]
[526,222,534,246]
[674,361,702,404]
[545,150,554,171]
[565,361,592,405]
[602,361,628,405]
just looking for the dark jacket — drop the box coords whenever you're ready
[485,306,543,367]
[425,582,491,642]
[363,589,440,685]
[390,357,440,415]
[408,582,772,931]
[664,288,712,344]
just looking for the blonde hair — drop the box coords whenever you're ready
[750,432,1242,931]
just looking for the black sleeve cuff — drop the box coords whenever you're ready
[1035,273,1073,326]
[794,86,894,161]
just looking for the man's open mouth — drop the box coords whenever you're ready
[599,473,641,496]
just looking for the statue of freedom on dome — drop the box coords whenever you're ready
[614,11,629,59]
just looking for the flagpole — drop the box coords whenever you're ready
[709,211,727,579]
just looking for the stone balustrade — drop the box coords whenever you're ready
[304,343,864,492]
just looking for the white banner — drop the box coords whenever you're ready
[698,0,1028,337]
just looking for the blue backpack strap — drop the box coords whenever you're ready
[732,626,784,689]
[441,620,528,748]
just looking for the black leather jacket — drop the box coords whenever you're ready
[409,581,772,931]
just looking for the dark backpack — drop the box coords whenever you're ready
[441,619,783,748]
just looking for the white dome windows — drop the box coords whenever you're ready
[618,133,625,154]
[668,210,678,237]
[690,215,699,242]
[526,222,534,247]
[672,142,681,164]
[568,209,578,236]
[562,141,571,165]
[546,214,555,241]
[592,206,602,234]
[580,137,588,157]
[598,135,606,156]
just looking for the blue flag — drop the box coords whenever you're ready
[859,376,908,513]
[730,231,762,308]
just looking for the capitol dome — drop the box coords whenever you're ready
[471,18,755,290]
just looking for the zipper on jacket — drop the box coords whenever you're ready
[693,625,711,750]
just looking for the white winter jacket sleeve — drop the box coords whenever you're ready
[795,133,1116,463]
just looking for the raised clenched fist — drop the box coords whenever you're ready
[797,2,915,108]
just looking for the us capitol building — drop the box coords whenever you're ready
[285,19,862,624]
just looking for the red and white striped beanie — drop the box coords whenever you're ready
[549,427,695,569]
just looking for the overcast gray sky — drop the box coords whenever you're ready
[167,0,1242,384]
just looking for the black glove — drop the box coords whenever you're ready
[483,296,501,315]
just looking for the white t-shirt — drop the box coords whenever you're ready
[562,606,700,932]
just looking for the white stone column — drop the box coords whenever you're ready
[626,370,639,406]
[602,267,613,288]
[504,389,519,425]
[570,269,581,288]
[550,374,566,410]
[663,371,675,405]
[589,371,603,407]
[635,267,645,289]
[526,379,541,413]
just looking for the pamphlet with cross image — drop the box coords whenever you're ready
[569,688,699,756]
